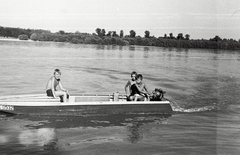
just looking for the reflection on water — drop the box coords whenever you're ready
[95,44,105,50]
[0,118,58,154]
[0,113,171,154]
[143,47,149,58]
[12,113,171,129]
[119,45,123,51]
[129,46,135,51]
[127,123,143,143]
[18,128,57,147]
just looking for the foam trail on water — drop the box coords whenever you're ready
[172,105,216,113]
[165,98,216,113]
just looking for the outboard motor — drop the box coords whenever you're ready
[150,88,166,101]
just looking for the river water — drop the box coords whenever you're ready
[0,40,240,155]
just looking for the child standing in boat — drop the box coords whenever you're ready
[130,74,150,101]
[124,71,138,100]
[46,69,69,102]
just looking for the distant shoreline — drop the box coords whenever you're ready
[0,37,33,42]
[1,26,240,50]
[0,37,20,41]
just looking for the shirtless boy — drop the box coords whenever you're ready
[46,69,69,102]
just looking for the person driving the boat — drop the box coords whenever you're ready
[46,69,69,102]
[124,71,137,101]
[129,74,150,101]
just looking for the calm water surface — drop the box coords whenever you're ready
[0,40,240,155]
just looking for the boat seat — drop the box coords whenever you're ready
[22,97,60,102]
[75,96,110,102]
[36,97,61,102]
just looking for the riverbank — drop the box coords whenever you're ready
[1,35,240,51]
[1,25,240,50]
[0,37,20,41]
[0,37,34,42]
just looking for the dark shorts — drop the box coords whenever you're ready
[46,89,54,97]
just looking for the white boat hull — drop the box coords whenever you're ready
[0,94,173,116]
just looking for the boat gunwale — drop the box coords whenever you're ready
[0,93,123,99]
[0,94,171,107]
[0,100,171,106]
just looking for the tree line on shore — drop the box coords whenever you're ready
[0,26,240,50]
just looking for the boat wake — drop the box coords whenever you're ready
[171,105,216,113]
[165,98,217,113]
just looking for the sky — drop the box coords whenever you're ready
[0,0,240,40]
